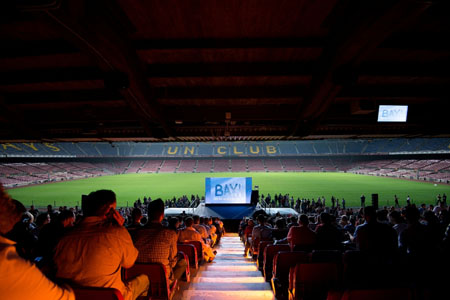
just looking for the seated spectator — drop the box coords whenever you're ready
[315,212,344,250]
[389,210,407,247]
[272,218,289,241]
[344,216,356,235]
[206,217,218,246]
[287,216,298,228]
[192,215,209,244]
[252,214,272,245]
[243,219,255,257]
[46,205,58,223]
[31,212,50,239]
[132,199,187,284]
[168,217,181,232]
[178,217,216,262]
[0,184,75,300]
[36,210,75,262]
[339,215,349,229]
[127,208,143,232]
[287,214,316,251]
[29,205,39,219]
[352,206,397,256]
[54,190,148,300]
[6,207,37,260]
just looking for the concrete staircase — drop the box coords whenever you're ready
[181,235,274,300]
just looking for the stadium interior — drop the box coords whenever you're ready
[1,1,450,300]
[1,139,450,188]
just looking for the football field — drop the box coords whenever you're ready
[7,172,450,208]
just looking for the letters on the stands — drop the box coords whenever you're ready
[0,142,280,156]
[1,143,60,152]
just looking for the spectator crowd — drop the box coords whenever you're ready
[0,184,223,300]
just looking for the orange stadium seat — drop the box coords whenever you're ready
[72,286,124,300]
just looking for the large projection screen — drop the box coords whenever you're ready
[205,177,252,204]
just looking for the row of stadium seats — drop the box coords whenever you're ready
[2,158,450,187]
[1,138,449,157]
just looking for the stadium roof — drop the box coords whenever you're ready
[0,0,449,142]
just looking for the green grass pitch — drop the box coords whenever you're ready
[7,172,450,209]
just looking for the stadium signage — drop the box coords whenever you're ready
[164,145,278,156]
[1,142,60,152]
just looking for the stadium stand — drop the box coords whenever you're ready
[130,143,148,156]
[332,157,354,172]
[298,158,321,171]
[295,141,316,154]
[345,140,365,154]
[316,157,336,172]
[214,143,231,156]
[137,160,160,173]
[159,160,180,173]
[178,159,197,173]
[313,141,331,154]
[123,160,141,174]
[196,159,213,173]
[278,142,298,155]
[198,144,213,156]
[1,139,450,186]
[1,139,449,158]
[96,143,118,156]
[116,143,132,156]
[264,159,283,171]
[78,143,102,156]
[55,143,85,156]
[112,161,130,174]
[423,159,450,171]
[231,159,248,172]
[213,159,230,172]
[147,144,165,156]
[247,159,266,172]
[281,159,302,172]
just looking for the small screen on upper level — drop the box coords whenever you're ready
[377,105,408,122]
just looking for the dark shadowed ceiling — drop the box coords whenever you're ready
[0,0,449,142]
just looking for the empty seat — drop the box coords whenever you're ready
[181,240,203,262]
[72,286,124,300]
[290,262,340,300]
[178,243,198,269]
[271,251,310,299]
[123,263,177,300]
[263,244,291,281]
[257,241,273,271]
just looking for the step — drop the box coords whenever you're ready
[204,265,258,272]
[188,282,272,291]
[209,260,254,265]
[182,290,274,300]
[197,271,262,277]
[211,255,249,260]
[192,277,266,283]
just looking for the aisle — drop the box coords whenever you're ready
[182,234,274,300]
